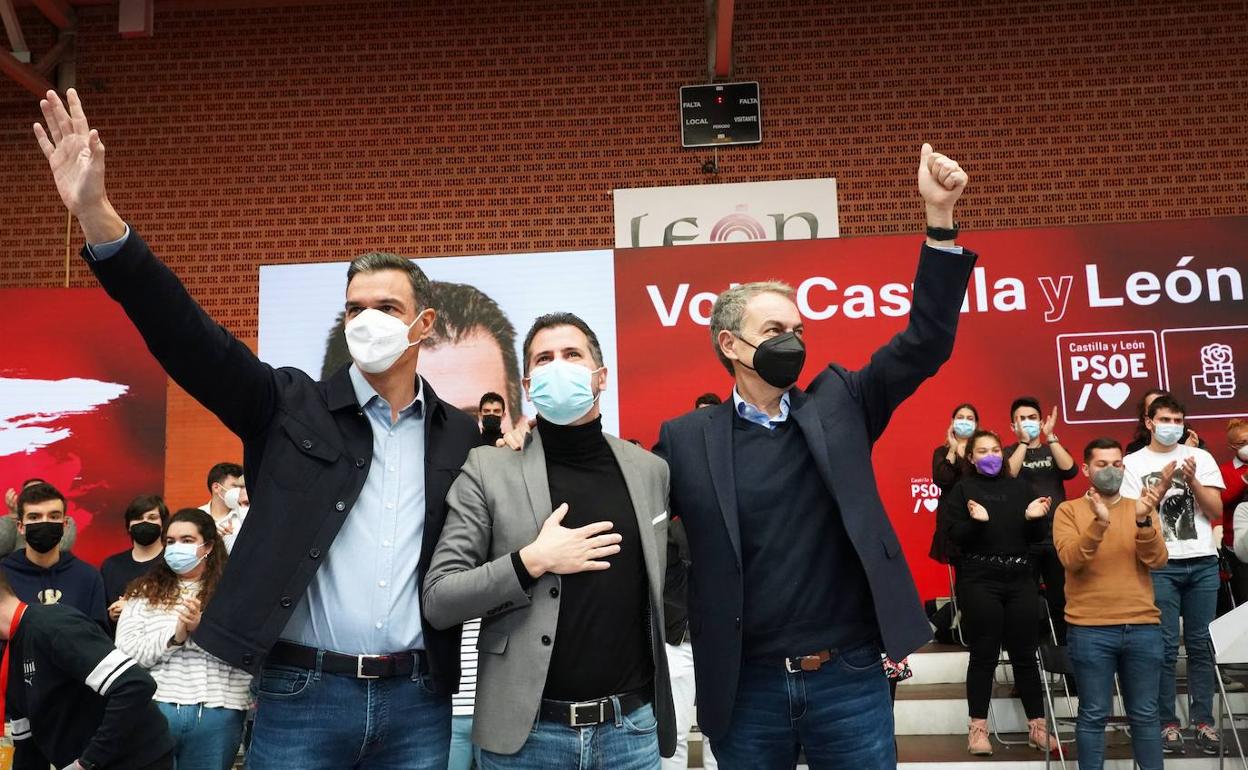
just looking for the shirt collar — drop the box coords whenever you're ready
[348,364,424,418]
[1236,456,1246,469]
[732,387,791,429]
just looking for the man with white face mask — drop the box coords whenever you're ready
[197,462,247,550]
[1122,394,1225,756]
[424,313,676,769]
[31,88,480,768]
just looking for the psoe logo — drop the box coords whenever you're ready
[910,477,941,515]
[627,205,820,247]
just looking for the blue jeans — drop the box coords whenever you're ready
[246,664,450,769]
[1066,624,1164,770]
[710,641,894,770]
[450,715,475,770]
[477,701,659,770]
[156,702,246,770]
[1152,556,1219,726]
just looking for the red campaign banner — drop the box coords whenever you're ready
[0,290,167,567]
[614,216,1248,600]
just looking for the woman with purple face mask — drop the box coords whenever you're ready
[944,431,1056,757]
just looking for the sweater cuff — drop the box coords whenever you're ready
[510,551,536,590]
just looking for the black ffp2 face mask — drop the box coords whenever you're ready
[129,522,162,546]
[481,414,503,434]
[736,331,807,389]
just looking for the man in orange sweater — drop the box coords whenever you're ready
[1054,438,1172,770]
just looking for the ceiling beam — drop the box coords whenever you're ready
[1,47,55,96]
[30,0,72,30]
[0,0,29,56]
[709,0,734,79]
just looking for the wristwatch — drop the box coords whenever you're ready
[1047,435,1060,444]
[925,221,959,241]
[1136,517,1153,529]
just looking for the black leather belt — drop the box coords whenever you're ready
[268,641,426,679]
[539,690,650,727]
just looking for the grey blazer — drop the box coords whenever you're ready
[423,428,676,757]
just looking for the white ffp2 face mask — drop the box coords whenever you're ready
[222,486,243,511]
[345,308,419,374]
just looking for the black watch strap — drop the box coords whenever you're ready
[926,221,960,241]
[1136,517,1153,528]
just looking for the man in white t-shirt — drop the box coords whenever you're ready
[197,462,249,553]
[1122,395,1225,757]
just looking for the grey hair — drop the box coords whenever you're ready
[345,252,431,310]
[709,281,795,375]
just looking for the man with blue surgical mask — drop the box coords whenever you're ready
[1004,396,1078,645]
[1122,394,1225,756]
[424,312,676,769]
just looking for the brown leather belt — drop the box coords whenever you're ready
[784,649,833,674]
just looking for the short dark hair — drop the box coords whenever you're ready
[20,478,45,489]
[124,494,170,529]
[16,482,65,518]
[206,463,244,492]
[320,281,523,417]
[950,402,980,422]
[694,392,723,408]
[522,313,604,378]
[1083,437,1123,462]
[1148,394,1186,420]
[1009,397,1042,421]
[479,392,505,412]
[345,252,431,310]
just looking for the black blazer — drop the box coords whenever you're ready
[653,243,976,739]
[84,230,479,693]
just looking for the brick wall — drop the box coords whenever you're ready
[1,0,1245,508]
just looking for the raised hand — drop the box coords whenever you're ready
[499,417,536,451]
[1184,429,1200,448]
[1135,476,1166,520]
[946,422,958,451]
[1180,456,1198,485]
[1041,407,1058,439]
[1025,496,1053,520]
[32,88,125,243]
[4,488,15,515]
[918,144,969,215]
[1087,489,1111,523]
[173,596,203,643]
[968,500,989,522]
[519,503,621,578]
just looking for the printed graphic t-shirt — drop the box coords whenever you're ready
[1122,443,1225,560]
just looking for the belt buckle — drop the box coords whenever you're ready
[785,654,820,674]
[356,655,383,679]
[569,700,605,727]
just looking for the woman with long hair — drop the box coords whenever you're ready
[116,508,251,769]
[946,430,1057,756]
[929,402,980,564]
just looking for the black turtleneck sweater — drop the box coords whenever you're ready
[520,417,653,701]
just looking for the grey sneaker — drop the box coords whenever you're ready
[1162,724,1185,755]
[1194,723,1222,756]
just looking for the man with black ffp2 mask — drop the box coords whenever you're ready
[479,392,507,447]
[653,145,976,769]
[0,484,109,633]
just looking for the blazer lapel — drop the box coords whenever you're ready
[788,388,837,494]
[522,428,554,528]
[704,401,743,566]
[607,437,661,592]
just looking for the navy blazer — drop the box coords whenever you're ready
[654,242,977,738]
[84,230,480,692]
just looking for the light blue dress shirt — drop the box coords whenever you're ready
[732,387,792,430]
[281,365,429,655]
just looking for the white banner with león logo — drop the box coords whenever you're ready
[613,178,839,248]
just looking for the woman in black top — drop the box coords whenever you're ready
[929,402,980,564]
[946,430,1056,757]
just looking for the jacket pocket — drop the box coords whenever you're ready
[476,629,509,655]
[268,417,341,490]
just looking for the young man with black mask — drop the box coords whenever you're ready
[0,483,108,630]
[0,568,174,769]
[479,392,507,447]
[99,494,169,626]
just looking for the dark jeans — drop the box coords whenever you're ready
[477,702,659,770]
[957,561,1044,719]
[1031,542,1067,644]
[247,663,450,769]
[711,641,894,769]
[1152,555,1219,726]
[1067,624,1163,770]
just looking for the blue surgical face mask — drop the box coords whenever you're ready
[164,543,205,575]
[1154,423,1184,447]
[953,419,976,439]
[1018,419,1041,440]
[527,359,602,426]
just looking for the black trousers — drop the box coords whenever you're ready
[958,561,1045,720]
[1031,542,1066,644]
